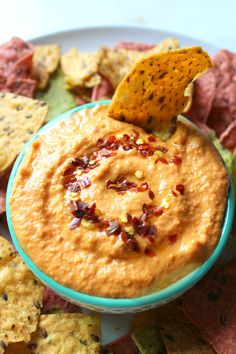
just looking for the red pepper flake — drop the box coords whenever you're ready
[127,237,140,252]
[148,136,156,142]
[171,190,178,197]
[68,200,78,212]
[119,231,129,243]
[168,233,178,243]
[176,184,185,195]
[137,182,149,192]
[79,176,91,188]
[158,157,168,164]
[141,204,164,222]
[127,213,133,223]
[106,220,121,235]
[107,176,137,192]
[63,167,75,176]
[156,146,168,153]
[148,236,155,244]
[68,181,81,193]
[94,148,116,159]
[136,225,157,236]
[69,217,81,230]
[148,190,155,200]
[144,248,156,256]
[171,155,182,165]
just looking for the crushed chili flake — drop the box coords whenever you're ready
[126,237,140,252]
[176,184,185,195]
[156,146,168,153]
[158,157,168,164]
[168,233,178,243]
[79,176,91,188]
[106,220,121,235]
[69,217,81,230]
[144,248,156,256]
[171,190,178,196]
[136,224,157,236]
[68,181,81,193]
[171,155,182,165]
[137,182,149,192]
[148,136,156,142]
[107,175,137,192]
[148,190,155,200]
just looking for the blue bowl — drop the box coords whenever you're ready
[6,100,235,313]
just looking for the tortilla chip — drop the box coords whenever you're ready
[28,313,101,354]
[42,287,80,314]
[5,342,31,354]
[0,189,6,215]
[36,67,76,122]
[132,325,166,354]
[131,302,214,354]
[108,47,212,135]
[99,38,179,89]
[0,92,48,173]
[0,236,44,345]
[181,256,236,354]
[103,334,137,354]
[61,48,101,89]
[33,44,60,89]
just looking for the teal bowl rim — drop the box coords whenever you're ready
[6,100,235,309]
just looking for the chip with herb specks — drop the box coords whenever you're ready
[33,44,60,90]
[36,67,76,122]
[131,302,215,354]
[99,38,179,89]
[28,313,101,354]
[0,236,44,345]
[61,48,102,89]
[108,47,212,137]
[181,256,236,354]
[132,325,166,354]
[0,92,48,174]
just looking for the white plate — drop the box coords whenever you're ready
[1,25,219,346]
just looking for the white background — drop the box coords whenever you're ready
[0,0,235,50]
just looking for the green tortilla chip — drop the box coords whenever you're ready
[28,313,101,354]
[0,236,44,345]
[132,303,214,354]
[36,67,76,122]
[132,325,166,354]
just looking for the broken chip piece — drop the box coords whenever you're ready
[27,313,101,354]
[0,92,48,174]
[0,236,44,345]
[108,46,212,137]
[61,48,102,89]
[33,44,60,90]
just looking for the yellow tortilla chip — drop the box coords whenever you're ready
[0,236,44,345]
[0,92,48,174]
[99,38,179,89]
[61,48,102,89]
[108,46,212,134]
[5,342,31,354]
[28,313,101,353]
[33,44,60,89]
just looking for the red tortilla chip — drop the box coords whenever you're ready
[42,287,80,314]
[114,41,155,51]
[0,189,6,214]
[220,121,236,150]
[75,95,87,105]
[91,77,114,101]
[104,335,137,354]
[213,50,235,89]
[0,37,36,97]
[188,69,216,124]
[181,257,236,354]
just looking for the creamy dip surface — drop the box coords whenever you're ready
[10,105,229,298]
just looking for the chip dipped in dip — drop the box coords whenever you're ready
[9,103,228,298]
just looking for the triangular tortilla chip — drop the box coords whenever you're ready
[108,47,212,136]
[0,92,48,174]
